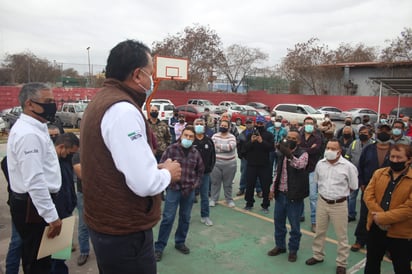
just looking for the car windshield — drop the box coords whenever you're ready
[202,100,213,106]
[303,105,320,114]
[258,109,270,116]
[75,104,88,112]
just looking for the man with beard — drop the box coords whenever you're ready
[351,124,392,252]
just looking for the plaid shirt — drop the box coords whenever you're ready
[272,151,308,192]
[160,142,204,196]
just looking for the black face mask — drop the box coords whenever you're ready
[31,100,57,122]
[377,132,391,142]
[287,140,297,150]
[344,121,352,126]
[389,160,407,172]
[150,111,159,118]
[343,133,352,139]
[219,127,228,133]
[359,134,369,142]
[363,119,370,124]
[256,126,265,132]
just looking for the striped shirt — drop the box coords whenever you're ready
[212,132,237,161]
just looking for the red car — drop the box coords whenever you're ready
[231,109,271,126]
[175,105,219,124]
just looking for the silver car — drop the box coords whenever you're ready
[343,108,378,124]
[317,106,345,121]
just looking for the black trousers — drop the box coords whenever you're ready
[9,196,51,274]
[365,223,412,274]
[354,192,368,245]
[245,164,272,208]
[89,227,156,274]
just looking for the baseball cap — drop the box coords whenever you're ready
[246,118,253,123]
[256,115,266,123]
[377,123,391,130]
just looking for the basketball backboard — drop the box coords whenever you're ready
[154,55,189,81]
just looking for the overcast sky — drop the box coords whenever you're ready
[1,0,411,73]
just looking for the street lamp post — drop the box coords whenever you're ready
[86,46,91,87]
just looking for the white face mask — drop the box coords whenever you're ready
[138,69,154,97]
[274,122,282,128]
[324,149,339,161]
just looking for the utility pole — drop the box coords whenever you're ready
[86,46,91,87]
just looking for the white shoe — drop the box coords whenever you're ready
[200,217,213,226]
[209,200,216,207]
[227,200,235,208]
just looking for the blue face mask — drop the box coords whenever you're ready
[380,118,387,124]
[194,125,205,134]
[181,138,193,148]
[392,128,402,136]
[139,69,154,97]
[304,124,314,133]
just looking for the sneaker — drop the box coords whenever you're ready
[154,250,162,262]
[236,190,245,196]
[227,200,235,208]
[175,244,190,254]
[209,200,216,207]
[77,254,89,266]
[261,207,269,214]
[200,217,213,226]
[243,206,253,211]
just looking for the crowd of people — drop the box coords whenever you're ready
[1,39,411,274]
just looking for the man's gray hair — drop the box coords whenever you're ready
[18,83,50,108]
[194,118,205,125]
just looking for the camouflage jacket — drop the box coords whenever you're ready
[148,119,171,156]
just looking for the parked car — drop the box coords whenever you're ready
[142,99,175,121]
[343,108,378,124]
[272,103,324,125]
[231,108,271,126]
[187,99,225,114]
[218,101,239,111]
[389,107,412,118]
[226,105,256,116]
[246,102,270,112]
[55,102,88,128]
[4,106,22,129]
[175,105,207,124]
[0,117,6,132]
[317,106,345,121]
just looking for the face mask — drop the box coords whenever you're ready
[389,160,407,172]
[194,125,205,134]
[304,124,314,133]
[181,138,193,148]
[179,119,185,124]
[345,121,351,126]
[31,100,57,122]
[256,126,264,132]
[324,149,339,161]
[359,134,369,142]
[138,69,154,97]
[274,122,282,128]
[149,111,158,118]
[219,127,228,133]
[377,132,391,142]
[343,133,352,139]
[392,128,402,136]
[380,119,387,124]
[287,140,297,150]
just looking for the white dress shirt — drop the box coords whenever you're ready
[314,156,358,200]
[101,102,171,197]
[7,113,61,223]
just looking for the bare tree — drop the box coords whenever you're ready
[216,44,268,92]
[152,24,224,90]
[334,43,377,62]
[381,27,412,61]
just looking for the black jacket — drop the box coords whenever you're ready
[274,147,309,201]
[243,128,274,166]
[193,135,216,174]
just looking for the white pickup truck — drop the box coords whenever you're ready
[55,102,88,128]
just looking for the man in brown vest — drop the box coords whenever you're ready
[80,40,181,274]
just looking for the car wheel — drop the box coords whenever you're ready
[354,117,361,124]
[236,118,242,126]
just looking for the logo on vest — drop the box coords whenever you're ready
[128,131,143,141]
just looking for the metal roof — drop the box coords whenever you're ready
[369,77,412,95]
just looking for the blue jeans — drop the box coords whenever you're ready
[274,192,304,253]
[239,159,262,192]
[155,189,195,252]
[301,172,317,224]
[200,173,210,218]
[348,188,359,218]
[77,192,90,255]
[6,221,22,274]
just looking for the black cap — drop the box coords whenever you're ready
[377,123,391,130]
